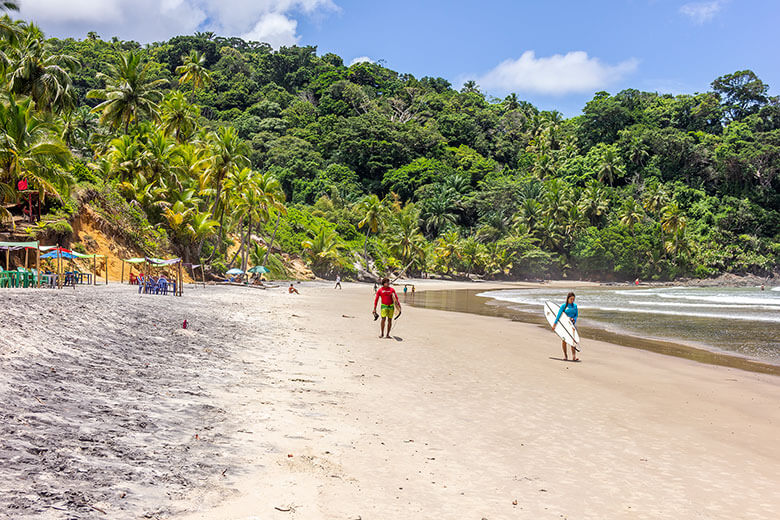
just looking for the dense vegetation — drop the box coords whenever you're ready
[1,12,778,280]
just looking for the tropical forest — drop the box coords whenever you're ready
[0,8,778,281]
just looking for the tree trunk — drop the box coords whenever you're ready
[206,184,225,263]
[363,229,370,271]
[262,213,281,267]
[242,215,251,278]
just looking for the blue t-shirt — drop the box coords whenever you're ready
[554,302,578,326]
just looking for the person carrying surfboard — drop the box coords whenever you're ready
[553,292,579,361]
[373,278,401,339]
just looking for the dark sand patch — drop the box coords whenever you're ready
[0,286,277,519]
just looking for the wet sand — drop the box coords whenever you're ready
[410,288,780,375]
[1,281,779,519]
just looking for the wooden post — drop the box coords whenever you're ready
[177,260,183,296]
[36,246,40,288]
[57,247,61,289]
[93,255,97,285]
[25,248,29,269]
[121,260,124,284]
[201,264,206,286]
[105,257,108,284]
[5,248,8,270]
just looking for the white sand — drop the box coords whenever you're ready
[1,281,778,519]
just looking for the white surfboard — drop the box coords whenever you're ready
[544,301,580,350]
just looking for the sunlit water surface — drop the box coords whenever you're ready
[477,286,780,364]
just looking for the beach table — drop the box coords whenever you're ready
[40,273,56,288]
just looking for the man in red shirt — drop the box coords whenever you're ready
[372,277,401,338]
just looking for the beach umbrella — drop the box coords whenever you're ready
[247,265,269,274]
[226,268,244,275]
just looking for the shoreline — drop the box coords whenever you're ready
[407,286,780,376]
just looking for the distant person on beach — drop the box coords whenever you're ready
[373,282,378,293]
[335,275,342,290]
[403,285,408,298]
[373,278,401,339]
[288,283,299,294]
[553,292,578,361]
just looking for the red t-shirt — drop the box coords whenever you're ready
[374,286,397,306]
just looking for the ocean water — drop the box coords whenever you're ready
[477,286,780,364]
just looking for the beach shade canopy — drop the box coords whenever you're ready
[226,268,244,275]
[247,265,269,274]
[41,250,77,259]
[146,257,181,265]
[0,240,39,250]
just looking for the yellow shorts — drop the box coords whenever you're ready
[380,304,394,318]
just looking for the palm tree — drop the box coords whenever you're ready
[643,182,669,216]
[357,194,385,269]
[301,226,344,276]
[176,50,213,91]
[432,230,459,274]
[537,217,564,251]
[87,51,167,133]
[60,105,98,156]
[199,126,249,250]
[7,24,79,112]
[0,96,71,222]
[388,205,426,273]
[1,2,19,10]
[626,136,649,169]
[160,91,200,143]
[140,129,176,184]
[459,237,484,277]
[516,198,543,235]
[105,134,143,182]
[661,202,686,235]
[253,172,287,268]
[597,147,623,186]
[577,181,609,225]
[485,242,515,278]
[619,198,644,235]
[421,191,457,237]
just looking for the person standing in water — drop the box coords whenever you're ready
[373,278,401,338]
[553,292,578,361]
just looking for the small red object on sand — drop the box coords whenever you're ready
[183,319,188,329]
[287,454,293,458]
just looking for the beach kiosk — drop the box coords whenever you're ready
[0,240,41,288]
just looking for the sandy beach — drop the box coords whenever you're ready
[1,281,779,519]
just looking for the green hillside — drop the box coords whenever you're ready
[1,16,778,280]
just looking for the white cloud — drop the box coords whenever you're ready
[16,0,338,47]
[349,56,373,66]
[242,13,299,48]
[679,1,725,24]
[474,50,638,96]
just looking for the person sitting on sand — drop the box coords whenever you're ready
[553,292,579,361]
[372,278,401,339]
[288,283,299,294]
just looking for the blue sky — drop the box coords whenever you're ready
[16,0,780,116]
